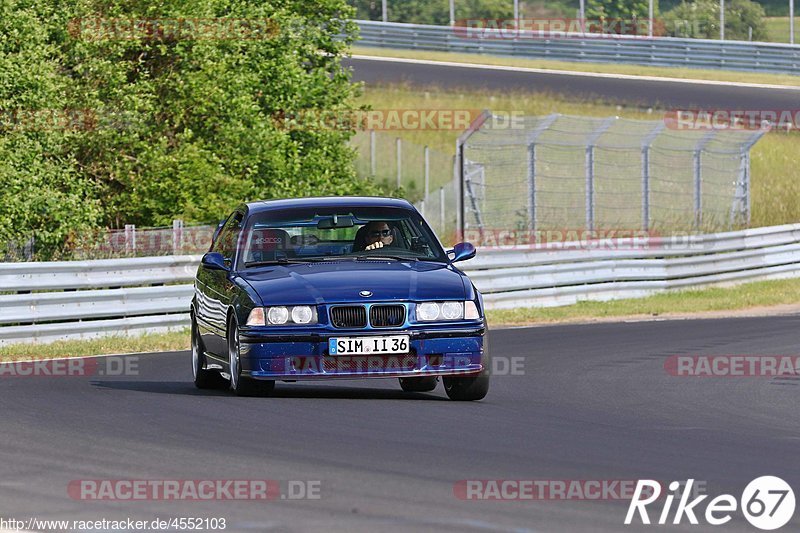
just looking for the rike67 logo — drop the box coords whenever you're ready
[625,477,795,530]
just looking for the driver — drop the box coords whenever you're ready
[363,221,394,251]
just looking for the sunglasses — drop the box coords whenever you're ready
[369,229,392,238]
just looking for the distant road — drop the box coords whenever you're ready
[345,55,800,109]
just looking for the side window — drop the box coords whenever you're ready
[212,211,244,262]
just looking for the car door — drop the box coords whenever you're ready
[196,209,244,359]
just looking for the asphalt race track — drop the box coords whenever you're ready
[345,56,800,109]
[2,315,799,532]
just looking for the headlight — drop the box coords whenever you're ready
[416,302,440,321]
[291,305,313,324]
[259,306,318,325]
[416,301,480,322]
[267,306,289,325]
[441,301,464,320]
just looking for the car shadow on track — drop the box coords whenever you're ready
[90,380,228,396]
[89,380,447,400]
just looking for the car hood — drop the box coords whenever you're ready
[238,260,467,305]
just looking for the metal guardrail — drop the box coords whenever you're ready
[356,20,800,75]
[0,255,199,291]
[0,256,200,345]
[466,223,800,308]
[3,223,800,344]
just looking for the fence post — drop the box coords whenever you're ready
[693,149,701,229]
[640,122,665,232]
[172,219,184,255]
[585,146,595,231]
[525,114,560,231]
[693,130,717,230]
[396,137,402,188]
[641,147,650,232]
[424,145,430,217]
[439,186,446,235]
[584,117,615,232]
[124,224,136,254]
[455,110,491,243]
[730,153,748,226]
[455,142,463,240]
[527,143,536,231]
[734,128,766,226]
[745,152,751,224]
[370,130,376,176]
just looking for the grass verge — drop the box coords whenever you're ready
[0,329,189,361]
[487,277,800,325]
[352,45,800,87]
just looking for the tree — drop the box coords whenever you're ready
[582,0,658,35]
[1,0,380,259]
[586,0,655,23]
[0,1,102,258]
[662,0,767,40]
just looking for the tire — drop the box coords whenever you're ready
[227,316,275,397]
[398,376,438,392]
[192,312,226,389]
[443,346,490,401]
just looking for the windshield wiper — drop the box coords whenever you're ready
[245,257,327,267]
[355,255,418,262]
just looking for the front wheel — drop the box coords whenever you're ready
[398,376,438,392]
[443,373,489,401]
[228,316,275,397]
[443,349,490,401]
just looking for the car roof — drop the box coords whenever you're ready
[246,196,415,214]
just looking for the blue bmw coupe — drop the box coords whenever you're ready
[191,196,489,400]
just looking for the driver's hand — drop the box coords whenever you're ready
[365,241,384,251]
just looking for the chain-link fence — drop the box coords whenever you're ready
[351,130,457,242]
[451,113,766,245]
[2,222,215,262]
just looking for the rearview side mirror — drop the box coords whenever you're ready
[448,242,476,263]
[201,252,229,271]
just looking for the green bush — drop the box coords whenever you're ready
[662,0,767,40]
[586,0,656,23]
[0,0,380,259]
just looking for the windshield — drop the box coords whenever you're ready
[238,206,447,267]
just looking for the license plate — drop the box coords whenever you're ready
[329,335,410,356]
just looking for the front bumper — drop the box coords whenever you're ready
[238,325,486,380]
